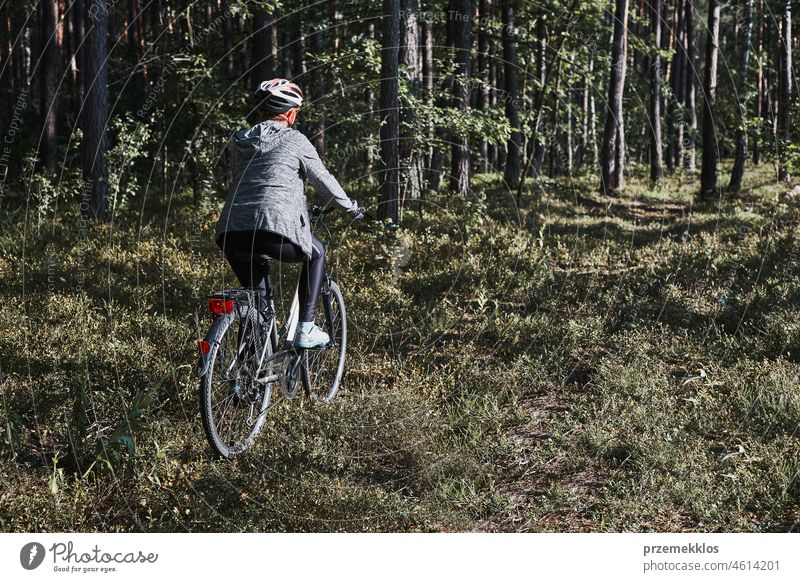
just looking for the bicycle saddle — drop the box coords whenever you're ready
[231,252,272,265]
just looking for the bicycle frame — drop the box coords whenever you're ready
[197,204,337,379]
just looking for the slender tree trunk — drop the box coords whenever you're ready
[590,57,599,167]
[293,14,306,78]
[502,0,520,187]
[600,0,629,194]
[449,0,472,197]
[477,0,491,173]
[330,0,339,54]
[270,16,278,76]
[421,18,434,181]
[309,23,326,157]
[429,6,459,191]
[765,24,777,157]
[83,0,110,219]
[251,9,275,88]
[222,1,234,77]
[533,14,547,175]
[2,5,10,100]
[378,0,400,222]
[280,29,292,77]
[753,0,764,165]
[72,0,85,126]
[566,99,573,175]
[547,61,563,178]
[728,0,754,193]
[650,0,663,184]
[8,5,19,98]
[40,0,59,175]
[127,0,146,98]
[665,0,677,172]
[578,59,591,170]
[700,0,720,196]
[684,0,697,170]
[150,0,162,32]
[778,0,792,182]
[365,21,377,184]
[675,0,686,170]
[63,0,74,113]
[400,0,423,202]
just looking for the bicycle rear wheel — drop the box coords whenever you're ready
[302,278,347,403]
[200,303,274,458]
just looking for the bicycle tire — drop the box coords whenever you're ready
[199,306,274,458]
[301,278,347,403]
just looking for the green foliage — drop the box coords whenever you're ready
[107,115,152,211]
[93,378,164,474]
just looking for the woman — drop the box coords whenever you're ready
[216,78,363,348]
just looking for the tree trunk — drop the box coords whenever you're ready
[665,0,677,171]
[127,0,146,98]
[330,0,339,54]
[778,0,792,182]
[280,29,291,77]
[547,61,563,178]
[365,21,377,184]
[400,0,423,202]
[700,0,720,197]
[449,0,472,197]
[728,0,754,193]
[251,10,275,89]
[489,57,499,168]
[502,0,520,187]
[677,0,687,169]
[683,0,697,170]
[72,0,85,126]
[578,59,591,170]
[477,0,492,173]
[293,14,306,78]
[589,57,599,167]
[753,0,764,165]
[566,100,573,175]
[650,0,663,184]
[40,0,59,175]
[83,0,110,219]
[533,14,547,175]
[600,0,629,194]
[378,0,400,222]
[222,0,234,77]
[309,23,326,157]
[421,18,434,181]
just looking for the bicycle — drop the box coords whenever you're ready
[196,205,349,459]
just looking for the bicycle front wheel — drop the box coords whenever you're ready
[302,278,347,403]
[199,306,274,458]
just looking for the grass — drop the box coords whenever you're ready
[1,162,799,532]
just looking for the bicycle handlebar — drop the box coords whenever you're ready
[309,205,336,218]
[310,204,370,222]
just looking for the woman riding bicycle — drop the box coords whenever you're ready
[216,78,363,348]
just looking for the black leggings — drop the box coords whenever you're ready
[218,230,325,322]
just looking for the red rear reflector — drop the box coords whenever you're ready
[198,340,211,355]
[208,298,234,314]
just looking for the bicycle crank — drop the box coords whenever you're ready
[283,349,305,399]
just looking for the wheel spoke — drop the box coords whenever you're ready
[302,280,346,401]
[200,303,276,458]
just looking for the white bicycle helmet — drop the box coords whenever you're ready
[254,78,304,114]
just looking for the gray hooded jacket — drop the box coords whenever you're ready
[216,120,358,258]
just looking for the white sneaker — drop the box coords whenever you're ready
[293,324,330,348]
